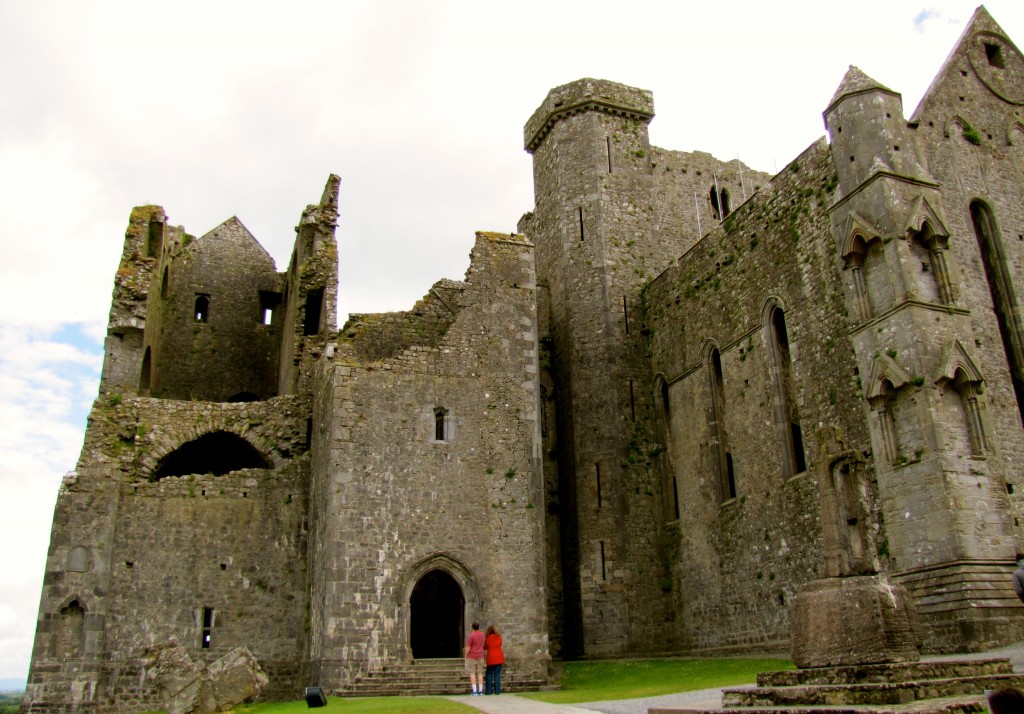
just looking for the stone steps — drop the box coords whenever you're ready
[726,673,1024,707]
[651,694,991,713]
[650,658,1021,714]
[334,658,550,697]
[757,659,1013,687]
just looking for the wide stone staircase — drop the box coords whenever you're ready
[335,658,550,697]
[650,658,1024,713]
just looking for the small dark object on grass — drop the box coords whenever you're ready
[305,686,327,708]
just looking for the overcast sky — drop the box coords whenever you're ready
[2,0,1023,684]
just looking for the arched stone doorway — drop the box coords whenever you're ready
[410,569,464,658]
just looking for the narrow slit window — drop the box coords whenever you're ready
[578,207,585,242]
[606,136,613,173]
[672,477,680,520]
[434,407,449,442]
[201,607,214,649]
[599,541,606,580]
[628,380,635,422]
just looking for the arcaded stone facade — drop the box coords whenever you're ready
[23,7,1024,712]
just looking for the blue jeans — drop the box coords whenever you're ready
[484,663,502,694]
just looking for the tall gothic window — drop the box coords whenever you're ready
[768,307,806,477]
[707,346,735,501]
[970,200,1024,424]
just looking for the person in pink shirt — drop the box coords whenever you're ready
[464,621,485,695]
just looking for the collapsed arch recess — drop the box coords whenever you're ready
[153,431,270,479]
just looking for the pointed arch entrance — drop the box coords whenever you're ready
[402,554,481,661]
[410,570,464,658]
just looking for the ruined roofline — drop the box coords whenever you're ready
[910,5,1023,120]
[525,78,654,153]
[476,230,531,246]
[643,136,831,300]
[195,216,278,269]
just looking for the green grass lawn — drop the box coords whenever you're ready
[522,657,794,704]
[149,656,792,714]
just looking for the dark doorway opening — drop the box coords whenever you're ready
[410,569,464,659]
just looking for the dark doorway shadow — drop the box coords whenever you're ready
[410,569,464,658]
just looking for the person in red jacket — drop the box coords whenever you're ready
[484,624,505,695]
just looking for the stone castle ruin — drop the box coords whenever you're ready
[23,7,1024,712]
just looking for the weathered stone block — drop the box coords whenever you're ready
[146,641,268,714]
[790,575,920,668]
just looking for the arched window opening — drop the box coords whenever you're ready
[707,346,734,501]
[54,600,85,658]
[139,347,152,396]
[970,200,1024,425]
[161,267,169,296]
[434,407,450,442]
[227,392,258,403]
[194,295,210,323]
[410,569,464,659]
[948,368,990,456]
[720,189,731,218]
[845,234,873,321]
[153,431,270,479]
[911,223,954,305]
[863,239,894,314]
[869,379,900,464]
[769,307,806,477]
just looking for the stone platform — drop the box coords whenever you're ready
[649,658,1024,713]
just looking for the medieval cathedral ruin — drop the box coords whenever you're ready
[23,7,1024,712]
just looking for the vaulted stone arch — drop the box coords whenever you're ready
[400,554,482,661]
[150,430,271,480]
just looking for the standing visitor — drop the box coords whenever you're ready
[1013,556,1024,603]
[464,621,485,695]
[484,624,505,695]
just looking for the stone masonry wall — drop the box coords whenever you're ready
[644,140,871,649]
[308,232,549,689]
[911,12,1024,554]
[148,217,282,402]
[24,395,312,714]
